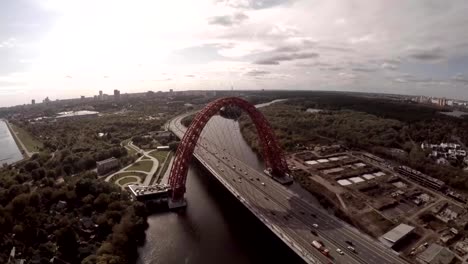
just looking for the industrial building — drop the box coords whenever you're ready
[396,166,445,190]
[379,223,415,248]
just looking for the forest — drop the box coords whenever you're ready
[0,100,184,263]
[238,94,468,191]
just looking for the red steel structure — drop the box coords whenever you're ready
[169,97,289,201]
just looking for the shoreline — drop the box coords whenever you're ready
[3,119,30,161]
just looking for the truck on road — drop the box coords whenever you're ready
[312,240,330,257]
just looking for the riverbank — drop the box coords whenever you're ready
[0,119,24,164]
[4,120,33,160]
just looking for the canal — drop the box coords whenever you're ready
[138,100,313,264]
[0,120,23,165]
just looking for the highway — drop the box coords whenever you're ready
[168,113,409,264]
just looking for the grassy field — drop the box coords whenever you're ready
[110,171,146,182]
[10,124,43,153]
[118,176,140,185]
[149,150,170,162]
[124,160,153,172]
[125,146,137,156]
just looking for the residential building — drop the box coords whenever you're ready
[31,99,35,105]
[96,157,119,175]
[114,89,121,101]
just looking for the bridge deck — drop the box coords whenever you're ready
[168,114,409,264]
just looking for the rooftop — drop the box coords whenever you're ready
[380,223,415,247]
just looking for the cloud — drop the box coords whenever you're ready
[217,0,296,10]
[381,62,398,70]
[208,12,248,26]
[254,52,319,65]
[0,38,17,48]
[320,66,343,71]
[408,47,445,61]
[244,69,270,76]
[452,74,468,84]
[338,72,356,79]
[348,34,376,44]
[351,67,376,72]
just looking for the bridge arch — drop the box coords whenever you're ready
[169,97,289,201]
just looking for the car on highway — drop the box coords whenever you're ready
[345,240,353,246]
[312,224,318,228]
[244,172,248,175]
[336,248,344,255]
[261,182,266,186]
[347,246,356,252]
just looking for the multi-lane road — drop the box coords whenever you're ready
[168,113,409,264]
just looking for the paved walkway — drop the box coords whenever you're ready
[105,141,159,187]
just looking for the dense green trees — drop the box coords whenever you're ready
[0,168,148,264]
[240,95,468,191]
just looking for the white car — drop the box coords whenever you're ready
[312,224,318,228]
[347,246,355,252]
[261,182,266,186]
[336,248,344,255]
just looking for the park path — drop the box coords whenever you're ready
[105,141,159,186]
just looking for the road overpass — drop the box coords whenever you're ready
[167,112,409,264]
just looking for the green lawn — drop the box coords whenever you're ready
[127,147,137,156]
[110,171,146,183]
[118,176,140,185]
[124,160,153,172]
[10,124,43,153]
[149,150,170,162]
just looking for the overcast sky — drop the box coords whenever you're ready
[1,0,468,106]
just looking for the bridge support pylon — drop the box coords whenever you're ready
[168,198,187,209]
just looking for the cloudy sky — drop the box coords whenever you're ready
[1,0,468,106]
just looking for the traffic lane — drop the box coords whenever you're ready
[196,150,333,264]
[182,126,383,263]
[199,148,362,264]
[170,117,406,264]
[229,157,405,264]
[206,148,406,264]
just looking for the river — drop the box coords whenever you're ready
[138,99,313,264]
[0,120,23,165]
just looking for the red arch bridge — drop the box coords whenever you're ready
[168,97,291,204]
[136,96,410,264]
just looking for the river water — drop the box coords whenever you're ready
[0,120,23,165]
[138,100,311,264]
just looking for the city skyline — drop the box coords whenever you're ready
[1,0,468,107]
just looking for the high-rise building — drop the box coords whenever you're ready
[114,89,121,100]
[43,97,50,104]
[99,90,103,100]
[438,98,447,106]
[81,96,85,100]
[31,99,35,105]
[169,89,173,95]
